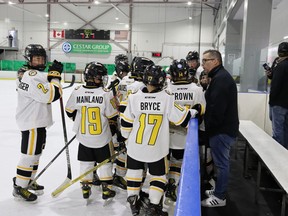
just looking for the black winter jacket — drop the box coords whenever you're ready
[269,58,288,109]
[204,65,239,138]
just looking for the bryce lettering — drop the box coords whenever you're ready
[174,92,193,100]
[76,96,103,103]
[140,102,161,111]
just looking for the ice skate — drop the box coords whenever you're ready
[13,177,37,202]
[142,199,168,216]
[102,183,116,206]
[127,195,141,216]
[165,178,177,204]
[28,180,44,196]
[112,173,127,190]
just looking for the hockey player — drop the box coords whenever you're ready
[121,65,198,216]
[128,56,154,93]
[65,62,118,202]
[13,44,63,202]
[165,59,206,202]
[112,61,134,190]
[186,50,203,82]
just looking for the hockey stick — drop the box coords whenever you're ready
[63,75,75,89]
[59,96,72,179]
[51,148,126,197]
[51,75,76,190]
[28,135,76,188]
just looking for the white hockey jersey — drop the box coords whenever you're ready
[65,86,118,148]
[126,80,145,94]
[16,69,62,131]
[117,76,135,102]
[120,88,190,163]
[167,82,206,149]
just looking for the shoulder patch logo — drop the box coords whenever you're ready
[28,70,37,76]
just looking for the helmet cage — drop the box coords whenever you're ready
[24,44,47,71]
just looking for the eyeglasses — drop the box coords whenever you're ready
[202,58,215,63]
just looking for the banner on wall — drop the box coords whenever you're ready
[62,41,112,54]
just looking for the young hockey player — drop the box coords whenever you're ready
[186,50,203,82]
[110,61,135,190]
[121,65,199,216]
[128,57,154,93]
[165,59,206,203]
[65,62,118,203]
[13,44,63,202]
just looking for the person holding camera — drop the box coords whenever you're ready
[13,44,63,202]
[268,42,288,149]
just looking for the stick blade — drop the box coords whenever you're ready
[51,178,71,198]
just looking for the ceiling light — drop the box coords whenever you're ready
[94,1,99,4]
[187,1,192,6]
[125,24,129,28]
[45,14,49,17]
[189,16,192,20]
[8,1,16,4]
[115,17,119,20]
[283,35,288,40]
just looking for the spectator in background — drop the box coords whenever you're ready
[201,50,239,207]
[268,42,288,149]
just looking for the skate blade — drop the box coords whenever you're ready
[29,189,44,196]
[85,198,92,206]
[103,198,114,207]
[13,195,37,204]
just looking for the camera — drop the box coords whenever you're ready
[262,63,271,71]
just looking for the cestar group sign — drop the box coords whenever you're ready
[62,41,112,54]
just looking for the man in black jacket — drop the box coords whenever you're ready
[201,50,239,207]
[269,42,288,149]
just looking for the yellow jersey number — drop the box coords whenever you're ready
[136,113,163,145]
[81,106,102,135]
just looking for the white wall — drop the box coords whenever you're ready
[0,3,214,68]
[238,92,272,135]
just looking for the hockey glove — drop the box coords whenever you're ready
[48,60,63,82]
[117,131,126,143]
[115,141,126,152]
[191,103,205,124]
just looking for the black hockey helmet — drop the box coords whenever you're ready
[84,62,108,86]
[115,54,128,65]
[115,61,131,79]
[278,42,288,57]
[24,44,47,71]
[143,65,166,88]
[169,59,192,83]
[130,57,154,81]
[186,51,199,61]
